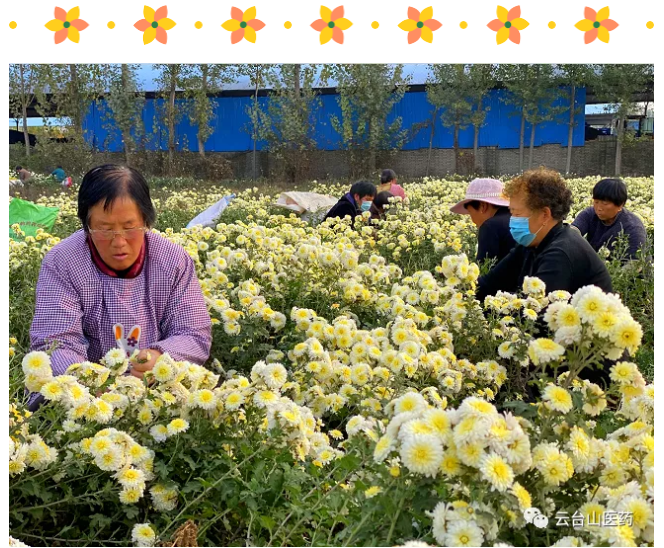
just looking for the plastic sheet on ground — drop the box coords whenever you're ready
[275,192,338,223]
[186,194,236,229]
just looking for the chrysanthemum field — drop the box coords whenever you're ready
[9,176,654,547]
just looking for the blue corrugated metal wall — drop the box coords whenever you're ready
[83,87,586,153]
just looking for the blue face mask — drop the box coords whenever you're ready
[360,201,372,212]
[509,216,538,246]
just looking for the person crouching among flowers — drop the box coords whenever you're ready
[28,164,212,410]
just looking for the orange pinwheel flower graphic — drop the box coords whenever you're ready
[222,7,266,44]
[398,7,442,44]
[575,7,618,44]
[134,5,176,45]
[311,6,353,45]
[45,6,89,44]
[487,5,529,44]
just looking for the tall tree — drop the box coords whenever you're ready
[154,64,184,172]
[595,64,654,176]
[427,64,475,175]
[9,64,40,157]
[498,64,560,172]
[181,64,236,158]
[255,64,321,182]
[37,64,107,138]
[322,64,411,176]
[106,64,145,164]
[237,64,273,179]
[556,64,597,174]
[467,64,498,174]
[521,64,563,169]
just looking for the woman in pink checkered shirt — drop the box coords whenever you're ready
[28,165,212,409]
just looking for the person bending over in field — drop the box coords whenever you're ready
[450,178,516,269]
[571,177,647,260]
[377,169,407,204]
[28,164,212,410]
[324,180,377,222]
[477,168,613,302]
[370,191,394,222]
[15,166,33,184]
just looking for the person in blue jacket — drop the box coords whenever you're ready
[51,166,66,183]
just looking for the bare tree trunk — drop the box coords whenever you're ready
[426,107,438,177]
[253,70,259,180]
[615,115,624,176]
[453,121,460,175]
[528,123,536,169]
[639,100,649,136]
[19,65,31,157]
[198,65,208,158]
[473,125,481,175]
[294,64,301,95]
[168,68,177,173]
[290,64,301,182]
[519,108,526,172]
[21,102,30,157]
[69,64,84,136]
[120,64,132,165]
[565,84,576,174]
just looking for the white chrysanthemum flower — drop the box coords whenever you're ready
[131,523,156,547]
[21,351,51,376]
[192,389,217,410]
[527,338,565,366]
[95,447,125,472]
[399,434,443,478]
[115,467,146,489]
[522,276,546,296]
[166,418,189,436]
[480,453,515,492]
[149,425,169,442]
[443,519,484,547]
[392,392,428,415]
[542,384,574,413]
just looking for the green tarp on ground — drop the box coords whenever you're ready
[8,198,59,240]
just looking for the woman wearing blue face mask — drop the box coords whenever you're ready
[324,180,377,223]
[477,168,613,303]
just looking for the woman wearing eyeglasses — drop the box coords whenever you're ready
[28,164,212,409]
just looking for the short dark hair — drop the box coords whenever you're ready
[593,178,628,207]
[15,166,22,171]
[380,169,397,184]
[465,200,499,212]
[78,164,156,231]
[374,191,394,210]
[504,168,573,221]
[350,180,377,199]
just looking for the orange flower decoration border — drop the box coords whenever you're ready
[575,7,618,44]
[311,6,353,44]
[134,5,176,45]
[45,6,89,44]
[487,5,529,44]
[222,7,266,43]
[398,7,442,44]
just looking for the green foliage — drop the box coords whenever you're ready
[323,64,411,176]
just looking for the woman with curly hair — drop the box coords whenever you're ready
[477,168,613,302]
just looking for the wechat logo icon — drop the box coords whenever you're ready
[524,507,549,529]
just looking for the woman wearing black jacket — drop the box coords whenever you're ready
[477,168,613,302]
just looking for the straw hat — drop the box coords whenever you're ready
[450,178,510,215]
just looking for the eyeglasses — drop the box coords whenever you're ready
[88,227,147,241]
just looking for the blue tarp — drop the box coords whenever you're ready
[83,87,586,153]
